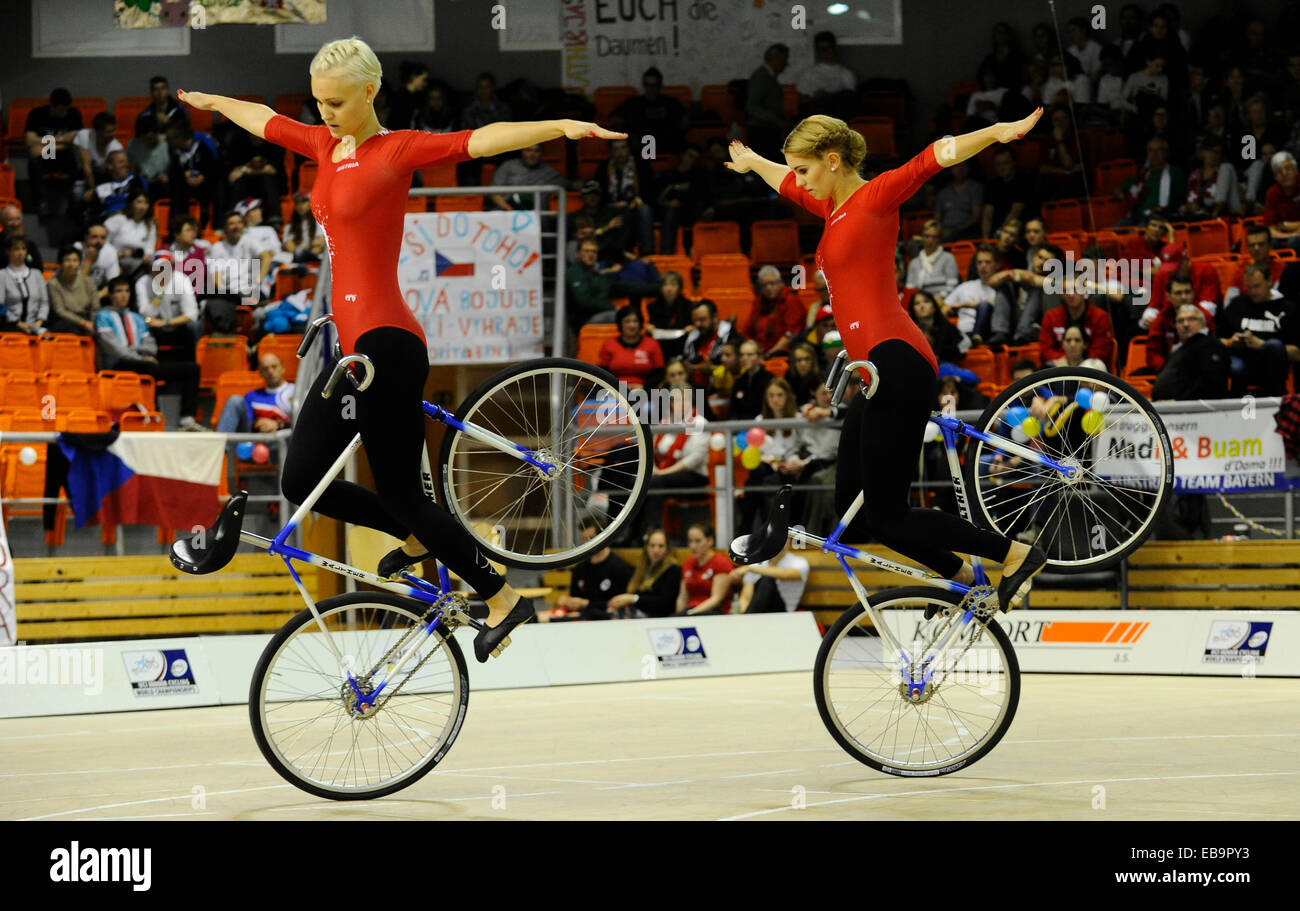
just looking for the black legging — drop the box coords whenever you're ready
[281,326,505,597]
[835,339,1013,579]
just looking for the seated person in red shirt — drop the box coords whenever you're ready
[676,522,734,615]
[1040,282,1115,365]
[1226,225,1287,304]
[597,304,664,390]
[1121,215,1174,263]
[744,265,806,357]
[1263,151,1300,250]
[1140,243,1221,327]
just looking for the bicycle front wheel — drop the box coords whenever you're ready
[249,593,469,801]
[814,588,1020,777]
[438,357,651,569]
[961,367,1174,572]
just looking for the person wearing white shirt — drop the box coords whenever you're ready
[1065,18,1103,82]
[104,191,158,279]
[796,31,857,118]
[135,249,200,358]
[74,223,120,295]
[1122,57,1169,113]
[233,198,292,298]
[209,211,269,299]
[73,113,124,195]
[1,234,49,334]
[943,246,1001,344]
[1042,54,1091,107]
[737,538,810,613]
[907,221,960,298]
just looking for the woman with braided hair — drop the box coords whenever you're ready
[725,111,1049,610]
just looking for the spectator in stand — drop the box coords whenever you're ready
[945,244,1001,345]
[1218,264,1299,395]
[283,193,325,265]
[46,245,98,335]
[1264,151,1300,250]
[1020,62,1048,112]
[738,378,813,534]
[0,206,42,271]
[489,143,570,211]
[1242,95,1287,166]
[729,340,774,421]
[73,113,123,201]
[801,370,860,535]
[23,88,83,216]
[991,242,1066,346]
[1093,46,1128,124]
[606,529,682,619]
[553,517,634,622]
[1151,303,1231,400]
[96,276,202,430]
[1285,53,1300,129]
[810,267,835,328]
[1040,282,1115,365]
[387,61,430,131]
[1,236,49,334]
[981,22,1027,92]
[796,304,838,366]
[1029,22,1054,67]
[564,238,659,331]
[598,304,664,391]
[104,191,157,280]
[981,147,1037,239]
[1181,141,1242,219]
[745,266,805,357]
[75,222,120,293]
[1232,18,1280,93]
[647,271,694,336]
[1140,274,1219,376]
[705,341,741,419]
[682,299,741,388]
[736,537,811,614]
[1245,140,1282,214]
[1116,138,1185,225]
[631,382,710,545]
[700,136,775,224]
[1042,53,1091,109]
[1114,4,1146,56]
[457,72,511,186]
[1023,217,1047,261]
[1126,11,1186,104]
[785,342,821,406]
[966,67,1009,128]
[911,289,966,366]
[594,138,656,256]
[1048,325,1108,370]
[746,44,792,160]
[796,31,858,119]
[216,353,295,434]
[1122,215,1174,263]
[611,67,689,155]
[1066,16,1104,82]
[166,121,221,230]
[1010,358,1038,382]
[236,198,292,295]
[166,215,209,301]
[416,81,459,134]
[1141,244,1222,332]
[676,523,733,615]
[87,150,148,224]
[906,221,960,299]
[135,249,200,361]
[934,167,984,242]
[1226,225,1285,304]
[1039,106,1085,198]
[975,218,1027,278]
[210,211,272,315]
[127,116,171,188]
[569,181,629,262]
[222,129,285,208]
[653,144,711,253]
[1121,52,1169,124]
[137,76,189,135]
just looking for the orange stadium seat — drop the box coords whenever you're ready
[593,86,637,120]
[196,335,249,394]
[1088,196,1129,230]
[1123,337,1149,379]
[1043,199,1084,232]
[946,241,976,277]
[0,371,44,409]
[1093,159,1137,197]
[273,93,309,118]
[707,289,754,326]
[43,371,99,413]
[0,334,40,372]
[690,221,741,261]
[0,163,15,199]
[699,85,739,125]
[782,84,798,118]
[38,333,96,374]
[849,116,896,159]
[900,209,933,240]
[697,254,752,295]
[644,255,694,294]
[1185,220,1230,257]
[576,324,618,363]
[6,97,45,148]
[749,220,801,267]
[119,409,166,431]
[962,347,998,386]
[98,371,157,418]
[417,163,457,189]
[112,96,152,144]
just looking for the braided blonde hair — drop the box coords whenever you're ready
[310,36,383,89]
[782,115,868,170]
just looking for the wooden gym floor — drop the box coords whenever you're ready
[2,673,1297,821]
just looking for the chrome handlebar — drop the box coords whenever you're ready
[300,315,375,398]
[824,350,881,405]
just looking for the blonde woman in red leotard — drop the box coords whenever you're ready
[179,37,624,661]
[725,110,1051,610]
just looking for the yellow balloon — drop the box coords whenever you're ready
[741,445,763,469]
[1082,410,1103,435]
[1021,416,1042,438]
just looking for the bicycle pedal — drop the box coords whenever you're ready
[491,635,512,658]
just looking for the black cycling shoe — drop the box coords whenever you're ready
[473,597,536,663]
[377,546,431,578]
[998,546,1047,611]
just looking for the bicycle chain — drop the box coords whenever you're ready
[352,594,469,716]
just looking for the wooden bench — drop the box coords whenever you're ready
[14,554,316,642]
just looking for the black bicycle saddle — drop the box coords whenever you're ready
[728,485,793,566]
[170,491,248,575]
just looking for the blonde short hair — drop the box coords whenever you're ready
[310,36,383,89]
[782,115,867,171]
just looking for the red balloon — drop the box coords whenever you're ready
[745,427,766,447]
[251,443,270,464]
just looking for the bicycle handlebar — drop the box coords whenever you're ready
[298,314,333,360]
[323,354,375,398]
[825,350,880,404]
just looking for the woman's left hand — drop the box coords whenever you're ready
[562,120,627,141]
[994,107,1043,143]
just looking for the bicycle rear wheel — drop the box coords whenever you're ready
[961,367,1173,572]
[437,357,651,569]
[814,587,1020,776]
[249,593,469,801]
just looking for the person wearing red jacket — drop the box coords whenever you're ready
[1140,243,1221,329]
[597,304,664,389]
[1122,215,1173,263]
[1143,273,1217,373]
[1040,284,1115,364]
[744,265,806,356]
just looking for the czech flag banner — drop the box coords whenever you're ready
[59,432,226,530]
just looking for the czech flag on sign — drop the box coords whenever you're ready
[435,251,474,278]
[59,432,227,530]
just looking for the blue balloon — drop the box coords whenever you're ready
[735,430,748,448]
[1074,388,1093,410]
[236,441,254,460]
[1005,406,1029,427]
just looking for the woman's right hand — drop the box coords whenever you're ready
[724,141,763,173]
[176,90,220,111]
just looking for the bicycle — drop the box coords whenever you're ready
[731,350,1174,776]
[170,316,652,799]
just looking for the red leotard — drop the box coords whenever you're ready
[264,115,474,353]
[779,145,942,374]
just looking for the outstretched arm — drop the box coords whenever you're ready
[723,140,791,192]
[177,90,275,139]
[466,119,625,159]
[935,108,1043,167]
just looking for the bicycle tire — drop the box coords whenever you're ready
[960,366,1174,573]
[249,592,469,801]
[437,357,652,569]
[814,587,1020,777]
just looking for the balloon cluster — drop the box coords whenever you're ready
[733,427,766,469]
[236,441,271,463]
[1003,389,1110,442]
